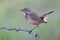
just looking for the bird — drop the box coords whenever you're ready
[20,8,54,33]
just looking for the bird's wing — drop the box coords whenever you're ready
[29,12,42,22]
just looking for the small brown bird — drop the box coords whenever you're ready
[20,8,54,33]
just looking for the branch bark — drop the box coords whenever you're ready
[0,27,40,40]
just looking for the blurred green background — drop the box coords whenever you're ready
[0,0,60,40]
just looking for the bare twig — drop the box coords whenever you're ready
[0,27,40,40]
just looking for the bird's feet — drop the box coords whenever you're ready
[29,30,32,34]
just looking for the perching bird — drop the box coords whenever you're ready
[20,8,54,33]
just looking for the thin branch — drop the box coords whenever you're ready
[0,27,40,40]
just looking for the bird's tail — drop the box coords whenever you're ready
[41,11,54,17]
[40,11,54,23]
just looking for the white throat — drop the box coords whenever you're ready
[23,13,25,16]
[23,11,30,16]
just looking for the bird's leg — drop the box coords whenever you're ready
[29,26,37,34]
[35,25,39,37]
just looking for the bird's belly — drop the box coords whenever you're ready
[27,19,40,25]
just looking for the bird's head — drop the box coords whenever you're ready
[20,8,31,12]
[20,8,31,16]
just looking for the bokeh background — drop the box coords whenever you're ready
[0,0,60,40]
